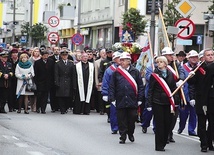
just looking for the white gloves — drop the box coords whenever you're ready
[189,100,195,107]
[147,107,152,111]
[189,71,195,78]
[138,101,142,106]
[111,101,116,107]
[176,80,183,88]
[202,106,207,115]
[102,96,108,102]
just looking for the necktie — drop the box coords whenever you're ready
[3,62,6,67]
[64,61,67,65]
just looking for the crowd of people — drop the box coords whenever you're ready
[0,42,213,152]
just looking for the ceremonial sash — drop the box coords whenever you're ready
[167,65,178,81]
[198,67,206,75]
[184,63,205,75]
[183,63,191,73]
[109,64,116,71]
[151,73,175,110]
[76,62,94,103]
[117,66,138,95]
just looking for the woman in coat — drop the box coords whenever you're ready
[15,53,35,114]
[147,56,179,151]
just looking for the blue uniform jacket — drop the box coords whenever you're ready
[109,65,144,109]
[101,63,118,96]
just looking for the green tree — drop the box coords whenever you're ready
[163,0,187,49]
[208,0,214,14]
[30,23,48,46]
[122,8,147,41]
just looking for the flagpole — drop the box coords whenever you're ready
[147,32,155,70]
[158,7,187,105]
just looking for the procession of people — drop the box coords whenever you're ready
[0,43,213,153]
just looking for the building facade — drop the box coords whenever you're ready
[0,0,213,52]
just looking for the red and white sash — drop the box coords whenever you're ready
[109,64,116,71]
[117,66,138,95]
[184,63,205,75]
[167,65,178,81]
[198,67,206,75]
[151,73,175,110]
[183,63,191,73]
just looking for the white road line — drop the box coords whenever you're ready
[14,143,29,147]
[27,151,45,155]
[172,130,200,142]
[12,136,19,140]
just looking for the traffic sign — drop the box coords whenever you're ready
[175,18,196,39]
[48,16,60,27]
[48,32,59,44]
[197,35,202,45]
[176,39,192,45]
[20,36,27,43]
[175,0,195,18]
[71,33,84,46]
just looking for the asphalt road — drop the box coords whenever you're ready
[0,105,213,155]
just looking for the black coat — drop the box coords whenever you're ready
[109,65,144,109]
[202,62,214,114]
[147,67,179,107]
[0,61,13,88]
[98,56,112,83]
[34,58,55,91]
[54,59,74,97]
[188,63,207,114]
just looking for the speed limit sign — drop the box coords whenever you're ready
[48,16,60,27]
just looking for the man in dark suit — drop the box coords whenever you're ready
[34,50,54,114]
[8,49,19,111]
[188,48,214,152]
[48,46,61,112]
[54,49,74,114]
[0,50,13,113]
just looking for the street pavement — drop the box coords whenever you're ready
[0,105,213,155]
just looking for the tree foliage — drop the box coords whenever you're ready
[122,8,147,41]
[208,0,214,14]
[21,22,48,46]
[163,0,190,48]
[163,0,183,27]
[30,23,48,45]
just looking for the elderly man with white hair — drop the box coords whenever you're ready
[108,52,144,144]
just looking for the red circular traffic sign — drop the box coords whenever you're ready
[48,32,59,44]
[71,33,84,46]
[175,18,196,39]
[48,16,60,27]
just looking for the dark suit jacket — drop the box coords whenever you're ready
[54,59,74,97]
[34,58,55,91]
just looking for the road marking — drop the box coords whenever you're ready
[27,151,45,155]
[15,142,29,147]
[172,130,199,142]
[12,136,19,140]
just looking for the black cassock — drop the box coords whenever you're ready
[73,62,93,114]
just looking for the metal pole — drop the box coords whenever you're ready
[12,0,15,43]
[150,0,156,54]
[112,0,115,45]
[28,0,33,47]
[77,0,81,33]
[124,0,128,12]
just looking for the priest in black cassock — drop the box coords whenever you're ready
[73,52,95,115]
